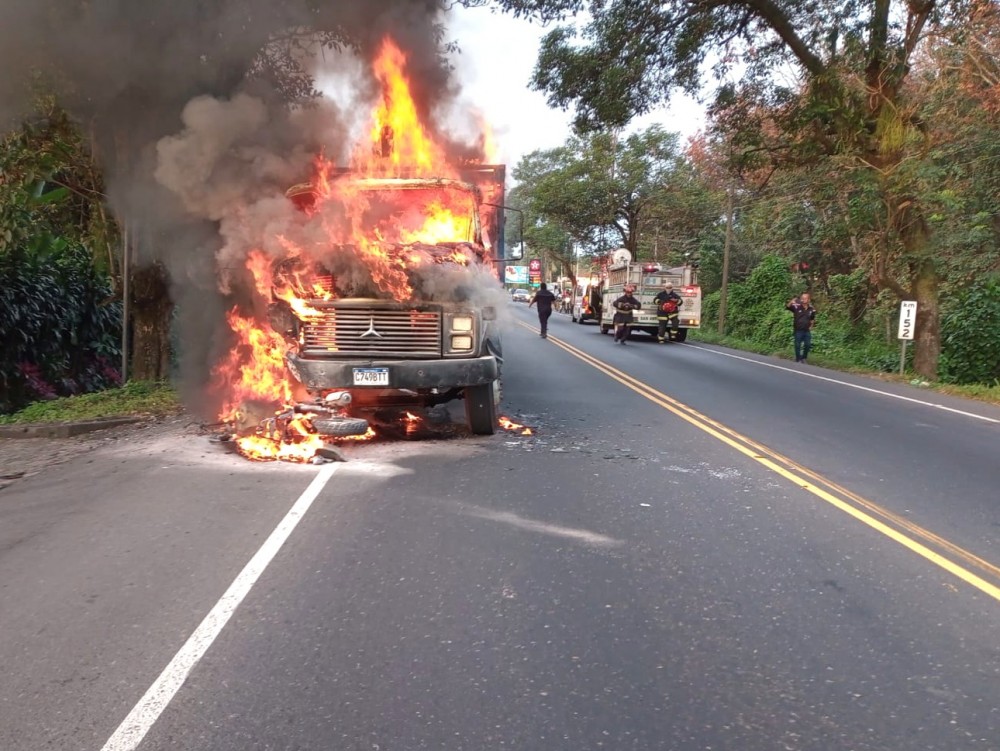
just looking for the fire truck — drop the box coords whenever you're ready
[598,251,701,341]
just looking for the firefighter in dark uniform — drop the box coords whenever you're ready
[653,281,683,343]
[612,284,641,344]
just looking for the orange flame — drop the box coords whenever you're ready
[362,39,451,178]
[403,410,423,437]
[398,200,473,245]
[499,416,533,436]
[233,413,377,462]
[214,35,498,462]
[213,308,293,423]
[474,110,500,164]
[235,432,327,463]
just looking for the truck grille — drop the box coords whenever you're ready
[301,306,442,357]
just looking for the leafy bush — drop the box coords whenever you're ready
[717,255,794,348]
[1,107,123,414]
[939,278,1000,385]
[696,256,913,370]
[859,343,908,373]
[701,289,720,328]
[0,236,122,413]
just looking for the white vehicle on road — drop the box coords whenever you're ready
[571,278,603,324]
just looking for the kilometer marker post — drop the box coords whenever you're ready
[897,300,917,375]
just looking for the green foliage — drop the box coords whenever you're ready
[509,124,712,280]
[0,103,125,414]
[719,255,794,346]
[0,103,116,271]
[496,0,991,378]
[0,381,178,425]
[701,290,720,328]
[807,317,900,372]
[699,255,903,371]
[0,237,122,413]
[936,381,1000,404]
[939,279,1000,385]
[827,268,867,311]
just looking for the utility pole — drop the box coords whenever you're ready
[717,185,734,335]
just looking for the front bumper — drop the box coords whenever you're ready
[286,353,499,392]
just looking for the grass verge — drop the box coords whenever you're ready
[0,381,181,425]
[689,330,1000,406]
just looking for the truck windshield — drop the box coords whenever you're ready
[355,184,477,246]
[287,178,481,247]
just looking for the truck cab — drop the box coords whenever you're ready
[269,176,504,435]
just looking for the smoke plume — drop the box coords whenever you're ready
[0,0,503,417]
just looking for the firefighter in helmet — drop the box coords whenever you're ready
[612,283,641,345]
[653,281,683,343]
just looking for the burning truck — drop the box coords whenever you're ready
[267,170,505,433]
[211,39,514,461]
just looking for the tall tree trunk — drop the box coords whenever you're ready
[893,202,940,379]
[130,263,173,381]
[911,257,940,379]
[718,186,734,335]
[626,217,639,257]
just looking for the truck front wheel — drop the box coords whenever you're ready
[465,382,498,435]
[672,329,688,342]
[311,416,371,437]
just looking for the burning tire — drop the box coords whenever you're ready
[465,382,498,435]
[311,416,371,438]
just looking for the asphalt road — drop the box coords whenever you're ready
[1,303,999,750]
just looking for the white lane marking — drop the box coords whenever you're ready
[101,464,340,751]
[683,344,1000,425]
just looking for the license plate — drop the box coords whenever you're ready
[352,367,389,386]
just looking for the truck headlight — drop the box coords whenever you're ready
[451,315,474,332]
[451,335,473,350]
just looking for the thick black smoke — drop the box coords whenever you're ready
[0,0,487,416]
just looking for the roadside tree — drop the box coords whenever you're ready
[486,0,993,378]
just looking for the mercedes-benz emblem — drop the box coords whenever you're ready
[360,316,383,338]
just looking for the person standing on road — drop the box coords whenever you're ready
[653,281,683,344]
[612,284,641,345]
[786,292,817,362]
[529,283,558,338]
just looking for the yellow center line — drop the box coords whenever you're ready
[519,321,1000,602]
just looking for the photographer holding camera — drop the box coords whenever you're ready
[612,284,642,345]
[786,292,817,362]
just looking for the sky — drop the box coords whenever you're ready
[446,4,707,175]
